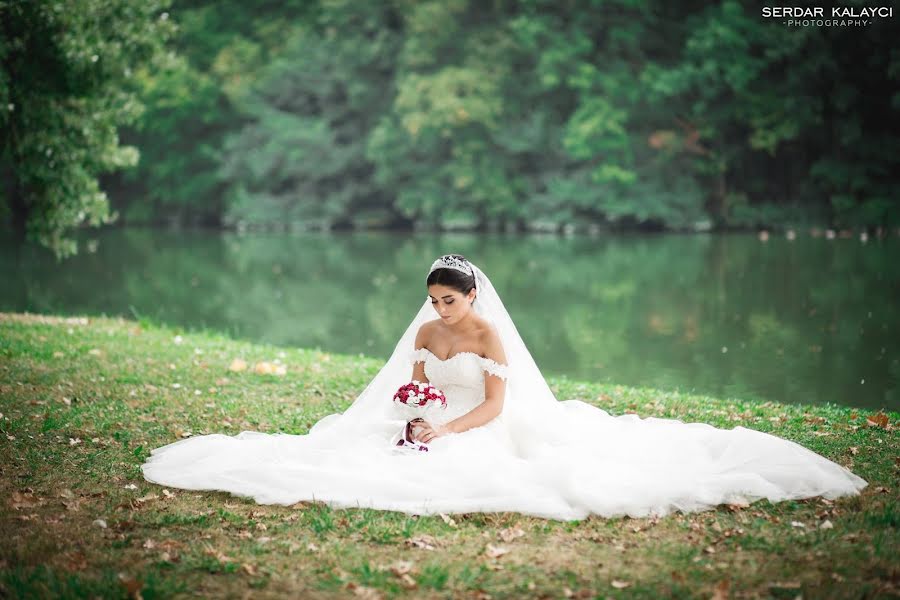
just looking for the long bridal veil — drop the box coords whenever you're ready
[306,262,570,449]
[304,260,866,515]
[143,259,867,519]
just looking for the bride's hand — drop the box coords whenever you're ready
[412,420,449,444]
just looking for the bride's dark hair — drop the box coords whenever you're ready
[426,253,477,296]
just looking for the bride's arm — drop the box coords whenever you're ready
[443,328,507,434]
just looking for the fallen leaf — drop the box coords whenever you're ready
[117,572,143,599]
[406,535,438,550]
[439,513,457,528]
[203,545,232,563]
[10,491,40,510]
[611,580,631,589]
[712,579,730,600]
[389,561,414,576]
[865,412,889,428]
[254,361,287,376]
[93,519,107,529]
[228,359,247,372]
[484,544,509,559]
[62,499,81,512]
[499,526,526,543]
[346,583,382,599]
[241,563,258,576]
[819,520,834,530]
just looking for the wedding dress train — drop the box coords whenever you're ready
[141,346,867,521]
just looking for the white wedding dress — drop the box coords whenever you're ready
[141,260,867,520]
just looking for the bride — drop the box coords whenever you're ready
[141,254,867,520]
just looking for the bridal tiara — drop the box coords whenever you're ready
[428,255,475,279]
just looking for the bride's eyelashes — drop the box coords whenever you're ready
[430,299,454,305]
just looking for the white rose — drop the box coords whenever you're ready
[418,393,425,399]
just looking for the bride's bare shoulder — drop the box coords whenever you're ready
[477,320,507,365]
[415,319,440,348]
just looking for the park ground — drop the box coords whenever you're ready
[0,311,897,599]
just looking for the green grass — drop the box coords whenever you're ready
[0,311,897,598]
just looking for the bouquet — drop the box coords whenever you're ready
[390,380,447,452]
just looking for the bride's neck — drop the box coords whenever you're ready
[443,310,480,333]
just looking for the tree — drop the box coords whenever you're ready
[0,0,175,258]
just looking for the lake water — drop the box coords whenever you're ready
[2,228,897,411]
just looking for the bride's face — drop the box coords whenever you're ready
[428,284,475,324]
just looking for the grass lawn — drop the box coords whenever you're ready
[0,311,897,599]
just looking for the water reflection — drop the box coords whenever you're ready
[2,228,897,410]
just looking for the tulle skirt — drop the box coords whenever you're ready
[141,400,867,521]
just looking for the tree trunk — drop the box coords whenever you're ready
[3,163,28,244]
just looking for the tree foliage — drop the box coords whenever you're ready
[0,0,175,257]
[4,0,899,255]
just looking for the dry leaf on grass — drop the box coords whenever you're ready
[866,412,889,428]
[389,561,413,576]
[346,583,383,599]
[117,573,142,599]
[398,573,417,589]
[254,361,287,376]
[203,545,232,563]
[498,526,525,543]
[439,513,457,528]
[484,544,509,559]
[10,491,41,510]
[611,580,630,589]
[405,534,438,550]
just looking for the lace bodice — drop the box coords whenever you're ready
[408,347,509,424]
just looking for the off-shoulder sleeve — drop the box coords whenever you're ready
[479,356,509,381]
[409,347,431,365]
